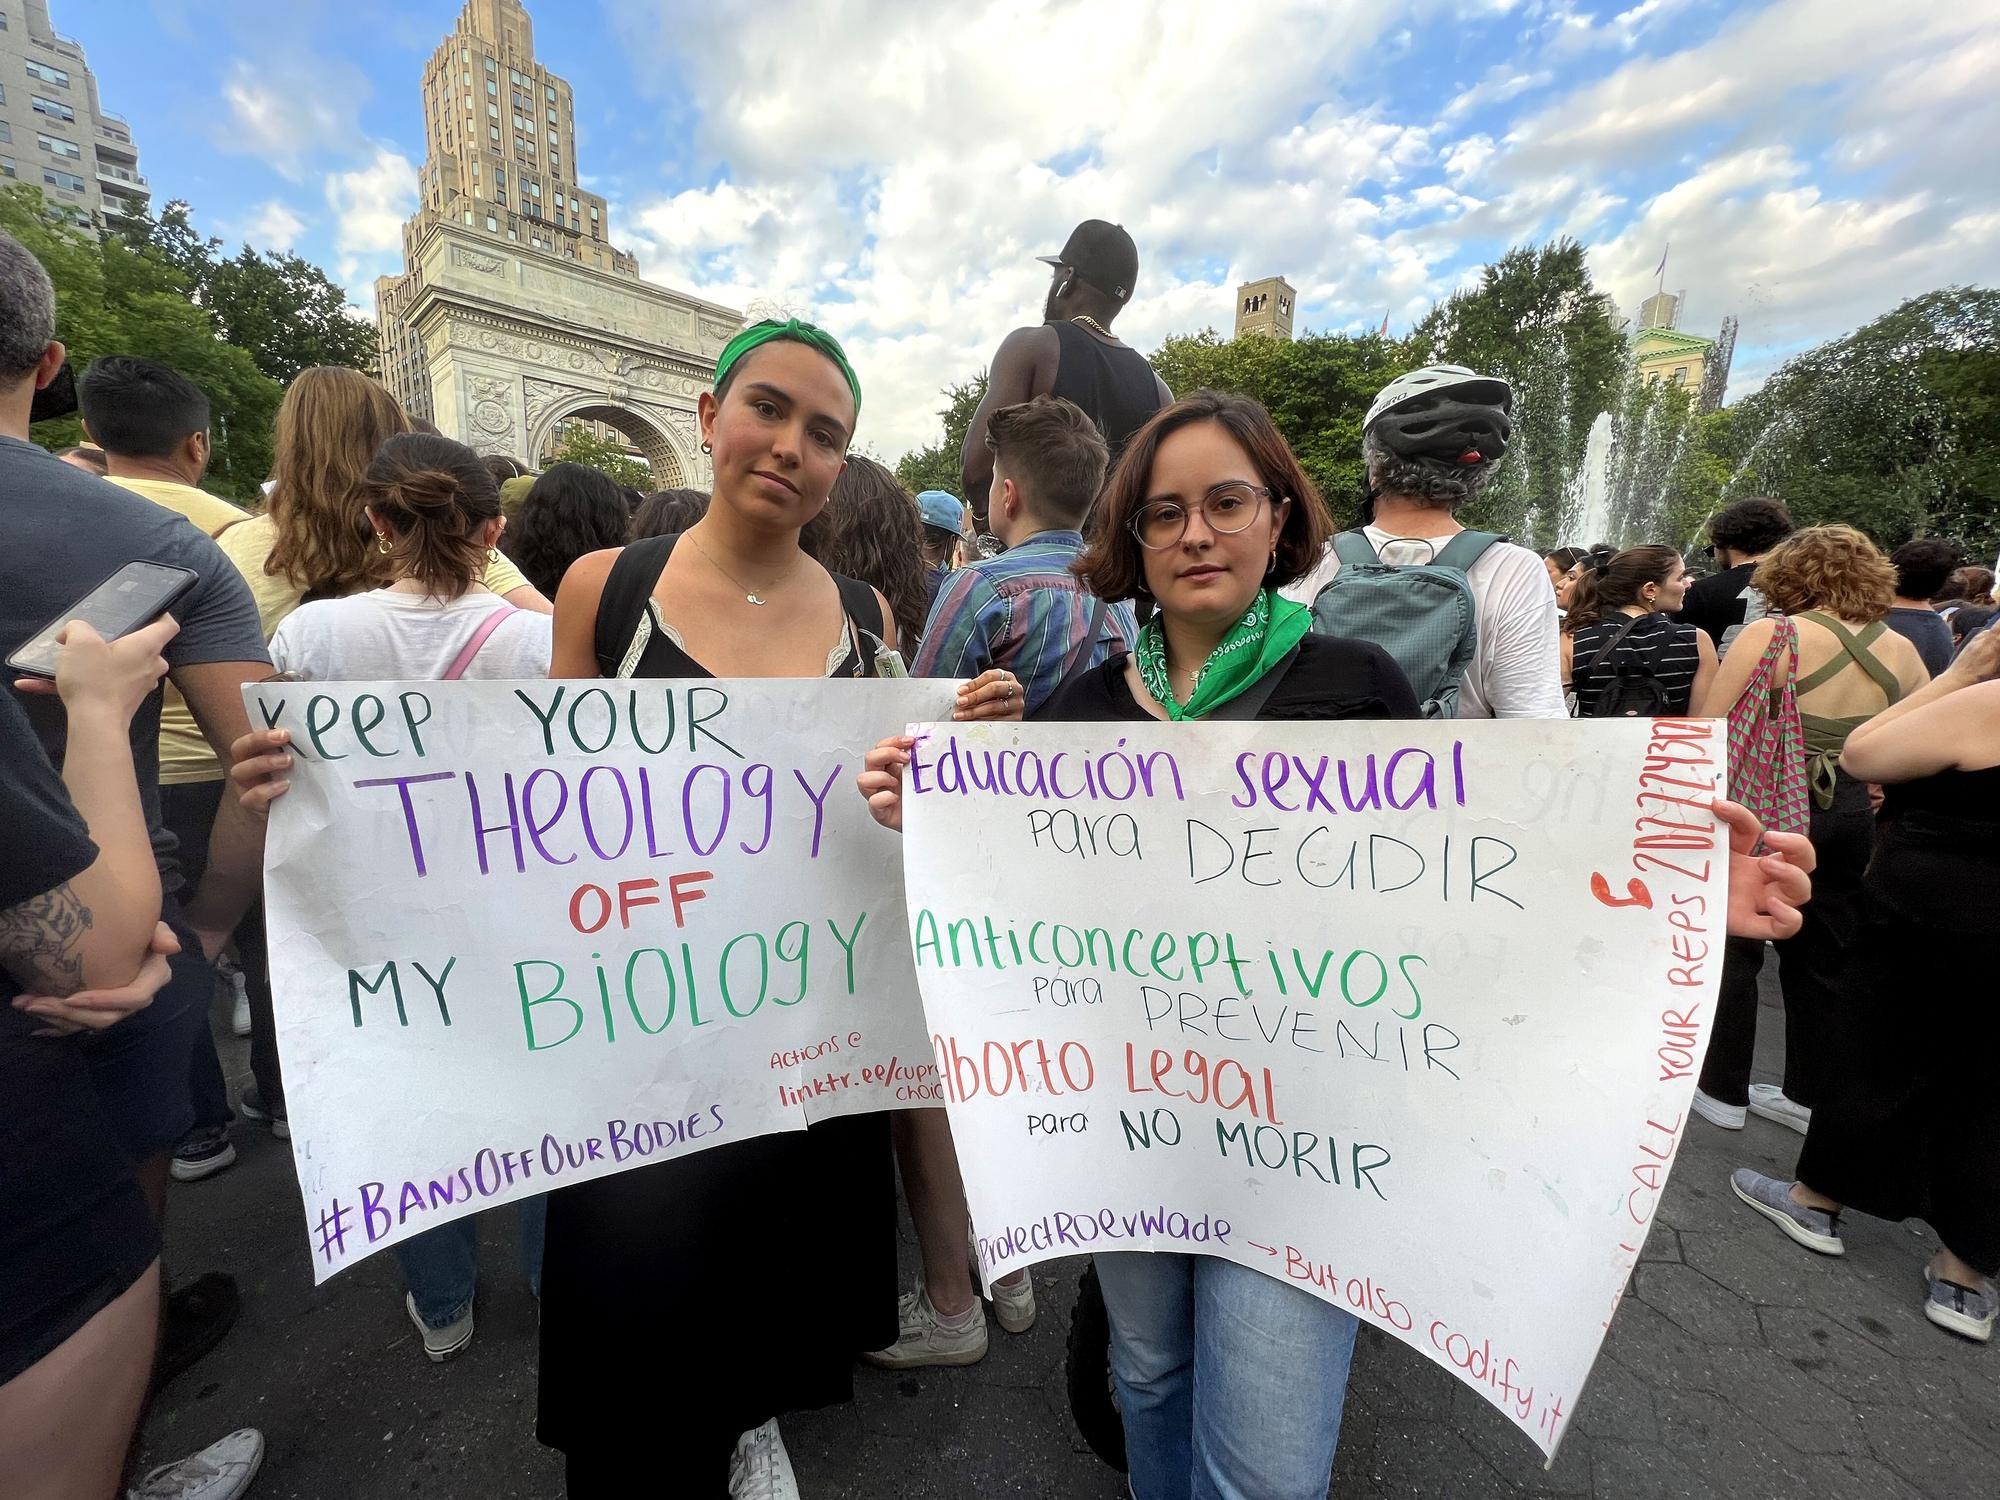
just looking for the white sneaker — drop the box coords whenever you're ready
[861,1284,987,1368]
[728,1419,799,1500]
[989,1270,1037,1333]
[228,967,252,1037]
[969,1225,1037,1332]
[1747,1083,1812,1135]
[128,1428,264,1500]
[404,1291,474,1361]
[1690,1088,1746,1130]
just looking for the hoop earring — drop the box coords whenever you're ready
[375,534,391,554]
[700,441,713,456]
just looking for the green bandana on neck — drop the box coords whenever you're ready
[713,318,862,420]
[1135,589,1311,721]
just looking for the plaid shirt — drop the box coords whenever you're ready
[911,530,1136,713]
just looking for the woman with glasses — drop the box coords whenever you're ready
[863,389,1419,1498]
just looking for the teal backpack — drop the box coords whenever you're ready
[1308,529,1505,718]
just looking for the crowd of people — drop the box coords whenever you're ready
[1,211,1993,1500]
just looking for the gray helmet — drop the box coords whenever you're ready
[1364,364,1514,467]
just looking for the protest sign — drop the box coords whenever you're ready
[246,678,953,1281]
[901,717,1726,1457]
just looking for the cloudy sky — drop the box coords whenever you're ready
[84,0,2000,459]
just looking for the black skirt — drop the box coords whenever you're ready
[537,1112,896,1475]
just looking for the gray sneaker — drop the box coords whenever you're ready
[861,1284,987,1369]
[1924,1267,1997,1343]
[1730,1168,1844,1255]
[404,1291,474,1361]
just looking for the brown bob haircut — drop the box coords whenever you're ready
[1752,523,1896,623]
[1074,389,1330,603]
[986,395,1108,529]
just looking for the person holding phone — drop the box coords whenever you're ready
[0,614,264,1500]
[0,228,272,1383]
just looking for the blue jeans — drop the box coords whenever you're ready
[394,1196,547,1328]
[1094,1251,1359,1500]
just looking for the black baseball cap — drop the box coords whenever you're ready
[1037,220,1138,304]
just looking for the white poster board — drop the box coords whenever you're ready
[901,717,1727,1457]
[246,678,953,1281]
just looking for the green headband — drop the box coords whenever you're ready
[712,318,862,422]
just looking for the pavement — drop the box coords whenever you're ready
[146,961,1999,1498]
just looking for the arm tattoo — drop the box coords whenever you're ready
[0,882,94,995]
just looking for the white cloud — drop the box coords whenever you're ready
[605,0,1437,455]
[238,200,305,251]
[325,147,418,295]
[1441,68,1552,123]
[216,57,369,181]
[575,0,2000,456]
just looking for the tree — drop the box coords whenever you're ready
[2,184,280,501]
[1408,237,1626,539]
[549,423,652,488]
[1150,329,1406,523]
[118,201,376,384]
[1708,287,2000,559]
[894,374,987,497]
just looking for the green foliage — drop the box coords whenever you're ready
[1708,287,2000,560]
[1149,329,1406,524]
[549,423,652,488]
[117,202,377,384]
[2,185,279,501]
[894,374,986,498]
[1408,237,1626,538]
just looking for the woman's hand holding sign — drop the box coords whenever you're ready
[229,726,293,816]
[859,734,914,832]
[1712,798,1815,942]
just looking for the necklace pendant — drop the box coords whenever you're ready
[746,592,766,606]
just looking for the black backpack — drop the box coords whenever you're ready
[1576,614,1674,718]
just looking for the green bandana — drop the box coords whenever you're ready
[1135,589,1312,721]
[713,318,862,420]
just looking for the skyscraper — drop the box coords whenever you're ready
[375,0,738,484]
[0,0,149,228]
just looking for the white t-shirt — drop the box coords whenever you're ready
[270,588,554,683]
[1282,526,1566,719]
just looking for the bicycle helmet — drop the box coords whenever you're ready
[1363,364,1515,467]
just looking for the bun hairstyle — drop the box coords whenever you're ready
[1566,544,1680,629]
[363,432,502,599]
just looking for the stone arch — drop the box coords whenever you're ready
[533,399,693,488]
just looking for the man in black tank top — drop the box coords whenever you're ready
[960,219,1172,528]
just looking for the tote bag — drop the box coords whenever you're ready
[1724,614,1811,837]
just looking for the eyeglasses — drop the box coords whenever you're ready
[1129,483,1280,550]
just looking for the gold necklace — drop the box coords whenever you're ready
[688,531,800,607]
[1071,315,1116,341]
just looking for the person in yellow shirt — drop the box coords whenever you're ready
[78,355,262,1182]
[221,367,547,643]
[216,367,546,1144]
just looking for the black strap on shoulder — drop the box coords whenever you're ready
[593,534,676,677]
[1053,595,1110,699]
[831,571,886,676]
[1206,644,1303,721]
[1583,613,1648,680]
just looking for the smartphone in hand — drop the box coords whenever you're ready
[6,560,198,679]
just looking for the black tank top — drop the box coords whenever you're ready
[1867,764,2000,934]
[1048,320,1166,458]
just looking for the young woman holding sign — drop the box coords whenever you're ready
[262,432,553,1364]
[534,320,1015,1499]
[857,391,1823,1500]
[865,390,1415,1499]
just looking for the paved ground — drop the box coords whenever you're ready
[146,964,1999,1498]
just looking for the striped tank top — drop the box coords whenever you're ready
[1571,612,1703,715]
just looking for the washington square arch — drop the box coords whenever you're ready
[374,0,743,485]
